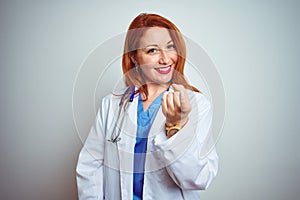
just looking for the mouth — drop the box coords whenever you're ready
[155,65,172,74]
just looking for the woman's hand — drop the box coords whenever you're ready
[162,84,191,127]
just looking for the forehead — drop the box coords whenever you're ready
[138,27,172,47]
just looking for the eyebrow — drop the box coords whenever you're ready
[144,40,174,48]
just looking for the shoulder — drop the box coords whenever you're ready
[101,87,129,105]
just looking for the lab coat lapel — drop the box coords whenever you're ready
[116,94,138,200]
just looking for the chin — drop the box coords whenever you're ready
[156,78,172,85]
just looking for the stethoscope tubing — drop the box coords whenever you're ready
[108,87,135,143]
[108,86,169,143]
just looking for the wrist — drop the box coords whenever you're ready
[165,118,189,138]
[165,117,189,128]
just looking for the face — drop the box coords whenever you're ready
[132,27,178,86]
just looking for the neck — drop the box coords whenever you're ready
[146,82,170,97]
[140,83,169,111]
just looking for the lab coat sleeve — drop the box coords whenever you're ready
[76,98,108,199]
[153,94,218,190]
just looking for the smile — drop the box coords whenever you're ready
[155,65,172,74]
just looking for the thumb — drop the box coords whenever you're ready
[171,83,185,92]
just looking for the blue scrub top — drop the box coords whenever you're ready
[133,93,163,200]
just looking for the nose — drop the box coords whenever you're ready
[159,49,170,64]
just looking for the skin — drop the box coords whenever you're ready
[132,27,191,131]
[162,84,191,127]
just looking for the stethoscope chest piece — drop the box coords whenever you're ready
[108,137,121,143]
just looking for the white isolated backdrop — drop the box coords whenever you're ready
[0,1,299,200]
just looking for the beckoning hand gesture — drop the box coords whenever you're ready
[162,84,191,128]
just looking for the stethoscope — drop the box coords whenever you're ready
[108,86,170,143]
[108,86,135,143]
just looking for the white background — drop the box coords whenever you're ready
[0,1,299,199]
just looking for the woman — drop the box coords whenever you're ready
[76,13,218,200]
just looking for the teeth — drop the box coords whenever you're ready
[157,66,170,71]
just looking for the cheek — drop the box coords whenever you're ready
[171,53,178,63]
[139,56,159,66]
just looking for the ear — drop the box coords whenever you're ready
[130,56,138,66]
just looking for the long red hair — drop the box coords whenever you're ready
[122,13,199,99]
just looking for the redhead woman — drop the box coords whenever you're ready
[76,13,218,200]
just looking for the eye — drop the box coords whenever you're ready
[147,48,159,54]
[167,44,176,50]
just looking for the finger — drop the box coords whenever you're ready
[161,92,168,115]
[171,84,191,113]
[171,83,185,92]
[166,92,175,112]
[179,91,192,113]
[179,90,188,104]
[173,91,181,112]
[171,83,188,103]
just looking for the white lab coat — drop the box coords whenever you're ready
[76,88,218,200]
